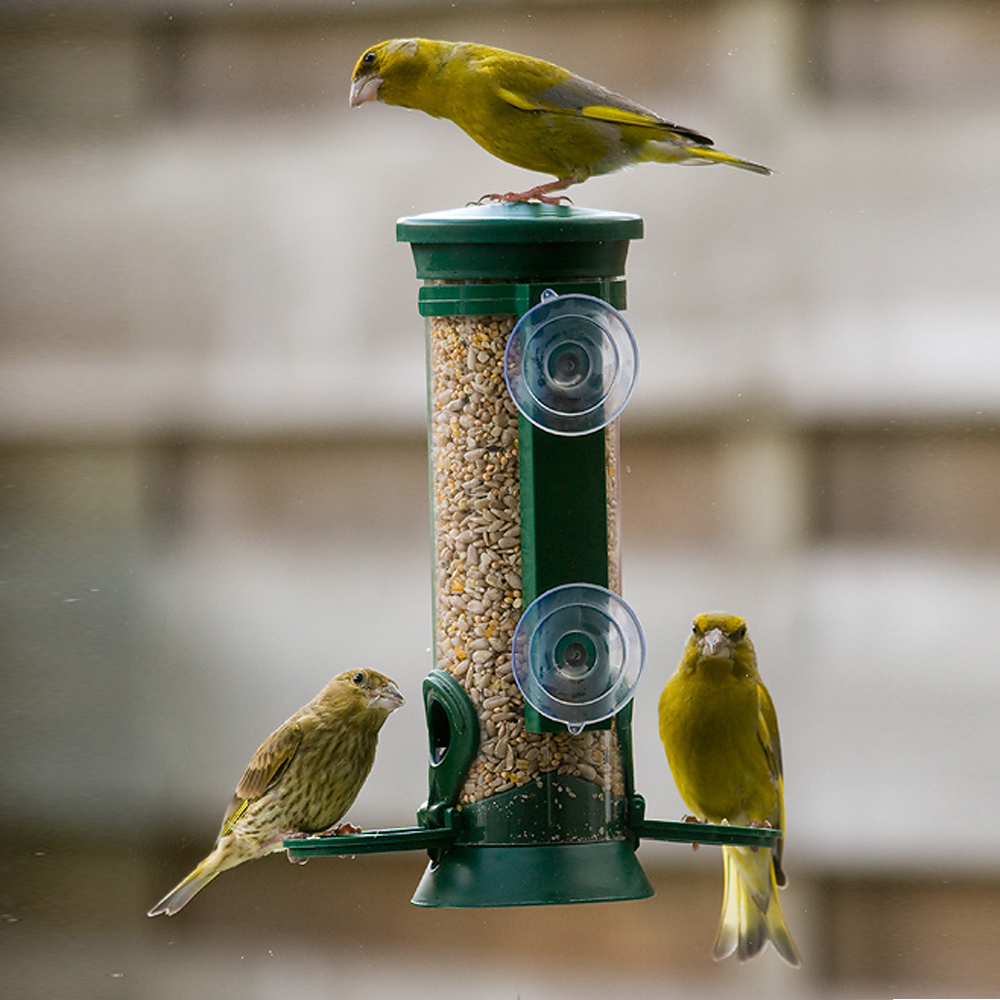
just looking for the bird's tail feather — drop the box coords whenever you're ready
[643,140,771,175]
[147,844,234,916]
[713,845,801,967]
[682,146,772,175]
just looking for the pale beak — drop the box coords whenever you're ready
[349,75,382,108]
[375,682,405,711]
[701,628,732,659]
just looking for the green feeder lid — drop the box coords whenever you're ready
[397,204,643,282]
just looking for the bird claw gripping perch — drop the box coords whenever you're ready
[475,186,574,206]
[682,813,707,850]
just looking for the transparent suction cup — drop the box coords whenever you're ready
[512,584,645,734]
[505,289,638,436]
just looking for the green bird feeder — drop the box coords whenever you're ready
[285,204,781,902]
[401,203,647,907]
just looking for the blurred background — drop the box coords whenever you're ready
[3,0,999,997]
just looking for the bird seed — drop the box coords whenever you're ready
[427,313,625,806]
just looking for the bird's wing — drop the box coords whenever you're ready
[756,683,788,884]
[756,683,784,787]
[485,58,713,145]
[234,719,304,800]
[217,719,305,837]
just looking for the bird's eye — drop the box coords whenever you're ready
[362,51,376,65]
[352,671,366,685]
[733,626,747,641]
[691,623,702,636]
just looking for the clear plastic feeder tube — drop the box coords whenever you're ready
[427,310,628,820]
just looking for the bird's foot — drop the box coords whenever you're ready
[317,822,363,836]
[494,192,572,205]
[474,183,573,206]
[282,822,361,861]
[279,831,312,863]
[682,814,706,851]
[746,819,772,851]
[283,821,361,843]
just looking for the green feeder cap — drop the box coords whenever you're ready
[397,204,643,282]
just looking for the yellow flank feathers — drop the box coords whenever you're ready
[658,613,800,966]
[350,38,772,202]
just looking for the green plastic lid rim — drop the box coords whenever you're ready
[396,204,644,244]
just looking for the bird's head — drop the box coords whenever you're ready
[322,668,405,727]
[350,38,429,109]
[687,612,756,672]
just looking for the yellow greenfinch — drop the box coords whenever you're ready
[349,38,771,203]
[658,613,800,966]
[148,668,404,916]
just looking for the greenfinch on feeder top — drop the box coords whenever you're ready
[658,613,800,966]
[148,668,404,916]
[349,38,771,203]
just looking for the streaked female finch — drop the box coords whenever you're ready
[148,668,404,916]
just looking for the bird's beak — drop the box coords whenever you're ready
[349,75,382,108]
[374,681,405,711]
[700,628,732,659]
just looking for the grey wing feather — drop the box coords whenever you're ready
[535,73,715,146]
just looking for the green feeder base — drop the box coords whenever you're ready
[411,839,653,908]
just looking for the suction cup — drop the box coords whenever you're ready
[505,289,638,436]
[511,583,645,733]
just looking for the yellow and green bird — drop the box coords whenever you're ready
[658,613,800,966]
[350,38,771,203]
[148,668,404,916]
